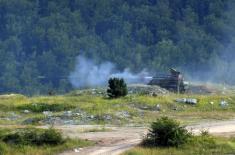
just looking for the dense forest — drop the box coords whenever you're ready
[0,0,235,94]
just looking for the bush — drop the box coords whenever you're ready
[17,103,75,112]
[107,78,128,98]
[2,128,64,146]
[142,117,191,147]
[40,128,64,145]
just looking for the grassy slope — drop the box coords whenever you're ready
[0,93,235,125]
[0,92,235,154]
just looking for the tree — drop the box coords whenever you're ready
[107,77,127,98]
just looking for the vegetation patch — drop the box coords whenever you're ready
[17,103,75,112]
[107,78,128,98]
[0,128,93,155]
[142,117,191,147]
[2,128,64,146]
[124,121,235,155]
[123,134,235,155]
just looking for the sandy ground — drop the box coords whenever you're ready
[57,126,146,155]
[57,119,235,155]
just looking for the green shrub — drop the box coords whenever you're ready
[142,117,191,147]
[17,103,75,112]
[107,78,128,98]
[2,128,64,146]
[40,128,64,145]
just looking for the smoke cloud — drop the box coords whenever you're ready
[69,55,150,88]
[183,44,235,85]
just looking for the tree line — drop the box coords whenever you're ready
[0,0,234,94]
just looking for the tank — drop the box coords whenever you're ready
[148,68,186,93]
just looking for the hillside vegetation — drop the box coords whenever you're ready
[123,135,235,155]
[0,0,235,94]
[0,91,235,126]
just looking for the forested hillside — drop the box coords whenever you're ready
[0,0,234,94]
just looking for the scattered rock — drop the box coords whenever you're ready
[220,100,228,108]
[155,104,161,111]
[127,84,169,95]
[7,112,21,120]
[103,114,112,121]
[63,120,75,125]
[74,148,80,153]
[23,109,30,114]
[175,98,197,105]
[63,111,72,117]
[87,115,95,119]
[22,118,34,124]
[115,111,130,118]
[43,111,53,116]
[22,117,42,125]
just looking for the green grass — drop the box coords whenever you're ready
[0,91,234,154]
[0,93,235,125]
[17,103,75,113]
[0,128,93,155]
[0,138,92,155]
[123,135,235,155]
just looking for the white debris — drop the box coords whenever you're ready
[64,111,72,117]
[220,100,228,107]
[210,101,214,105]
[74,113,81,116]
[175,98,197,105]
[43,111,53,116]
[23,110,30,113]
[89,115,94,119]
[74,148,80,152]
[155,104,161,111]
[115,111,130,118]
[74,147,83,152]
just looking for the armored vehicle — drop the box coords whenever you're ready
[148,68,186,93]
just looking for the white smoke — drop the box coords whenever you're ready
[69,55,150,88]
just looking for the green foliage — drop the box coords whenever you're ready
[2,128,64,146]
[107,78,128,98]
[0,128,93,155]
[124,135,235,155]
[17,103,75,112]
[142,117,191,147]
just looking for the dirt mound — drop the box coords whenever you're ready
[187,83,235,95]
[127,84,169,95]
[68,84,169,96]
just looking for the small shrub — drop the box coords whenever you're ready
[40,128,64,145]
[17,103,75,112]
[142,117,191,147]
[3,132,26,145]
[107,78,128,98]
[2,128,64,146]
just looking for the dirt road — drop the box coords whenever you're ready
[58,126,146,155]
[57,119,235,155]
